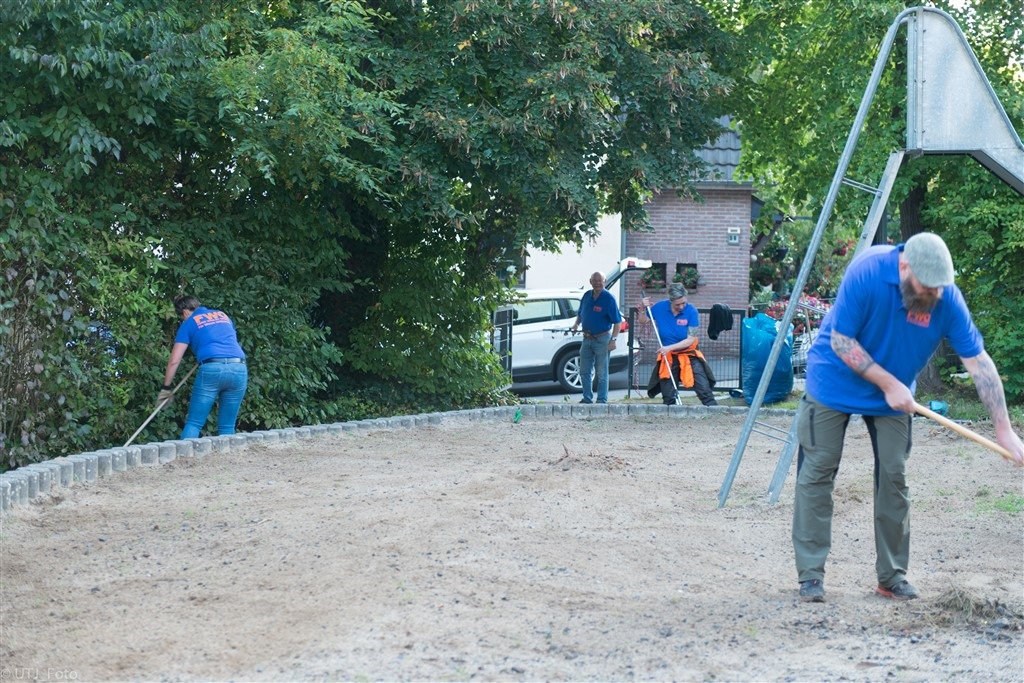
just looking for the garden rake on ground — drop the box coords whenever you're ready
[124,364,198,447]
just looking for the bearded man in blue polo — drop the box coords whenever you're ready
[793,232,1023,604]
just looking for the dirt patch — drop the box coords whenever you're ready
[1,412,1021,681]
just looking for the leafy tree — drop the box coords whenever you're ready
[707,0,1024,401]
[325,1,733,403]
[1,1,223,465]
[2,0,733,467]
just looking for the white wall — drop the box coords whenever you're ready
[521,214,623,291]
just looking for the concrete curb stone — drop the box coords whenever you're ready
[4,472,28,505]
[185,439,212,458]
[5,471,26,504]
[257,430,281,444]
[157,442,177,464]
[125,446,142,468]
[52,458,74,487]
[140,444,160,465]
[24,468,41,498]
[22,464,53,494]
[95,451,113,478]
[2,403,797,512]
[68,453,98,482]
[209,435,233,452]
[531,404,553,418]
[243,432,267,445]
[109,448,128,472]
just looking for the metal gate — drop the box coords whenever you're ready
[491,306,514,374]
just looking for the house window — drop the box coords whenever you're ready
[674,262,702,290]
[640,263,667,291]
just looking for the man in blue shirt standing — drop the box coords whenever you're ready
[794,233,1023,604]
[570,272,622,404]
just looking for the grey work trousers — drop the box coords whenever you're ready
[792,393,913,587]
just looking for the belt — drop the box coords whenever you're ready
[582,331,611,340]
[200,357,245,365]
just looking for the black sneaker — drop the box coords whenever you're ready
[579,399,593,404]
[876,579,918,600]
[799,579,825,602]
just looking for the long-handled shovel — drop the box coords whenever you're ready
[913,401,1016,463]
[124,364,198,447]
[641,286,680,405]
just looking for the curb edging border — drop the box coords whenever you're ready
[0,404,795,513]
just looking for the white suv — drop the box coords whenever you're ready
[507,257,649,392]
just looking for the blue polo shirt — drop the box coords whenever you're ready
[806,244,983,415]
[578,289,621,336]
[650,299,699,345]
[174,306,246,363]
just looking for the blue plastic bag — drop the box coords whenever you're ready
[741,313,794,405]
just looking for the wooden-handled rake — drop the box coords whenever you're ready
[913,402,1016,464]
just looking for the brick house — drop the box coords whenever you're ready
[512,118,756,391]
[619,117,754,314]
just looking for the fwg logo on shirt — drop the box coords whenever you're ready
[593,305,603,312]
[906,311,932,328]
[194,311,231,328]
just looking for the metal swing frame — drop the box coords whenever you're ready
[718,6,1024,508]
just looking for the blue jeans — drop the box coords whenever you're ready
[181,362,248,439]
[579,334,611,403]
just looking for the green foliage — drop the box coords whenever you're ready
[672,265,704,289]
[2,0,732,467]
[975,490,1024,515]
[924,161,1024,402]
[1,0,215,466]
[710,0,1024,404]
[640,266,667,290]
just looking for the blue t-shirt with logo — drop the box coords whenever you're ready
[806,244,982,415]
[650,299,699,346]
[174,306,246,363]
[578,289,621,336]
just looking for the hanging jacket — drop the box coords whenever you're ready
[707,303,734,340]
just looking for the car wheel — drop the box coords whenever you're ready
[556,349,583,393]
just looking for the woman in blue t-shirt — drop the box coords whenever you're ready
[159,295,248,439]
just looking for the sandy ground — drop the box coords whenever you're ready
[1,411,1022,682]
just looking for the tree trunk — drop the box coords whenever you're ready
[899,183,926,241]
[900,181,945,393]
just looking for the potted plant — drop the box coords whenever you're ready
[673,265,704,291]
[640,267,666,291]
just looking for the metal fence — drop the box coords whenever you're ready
[625,306,746,399]
[492,306,514,373]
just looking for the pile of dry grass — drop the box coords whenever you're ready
[911,586,1023,629]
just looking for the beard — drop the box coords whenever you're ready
[901,279,940,315]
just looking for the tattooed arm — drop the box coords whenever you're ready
[961,352,1024,465]
[831,330,916,413]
